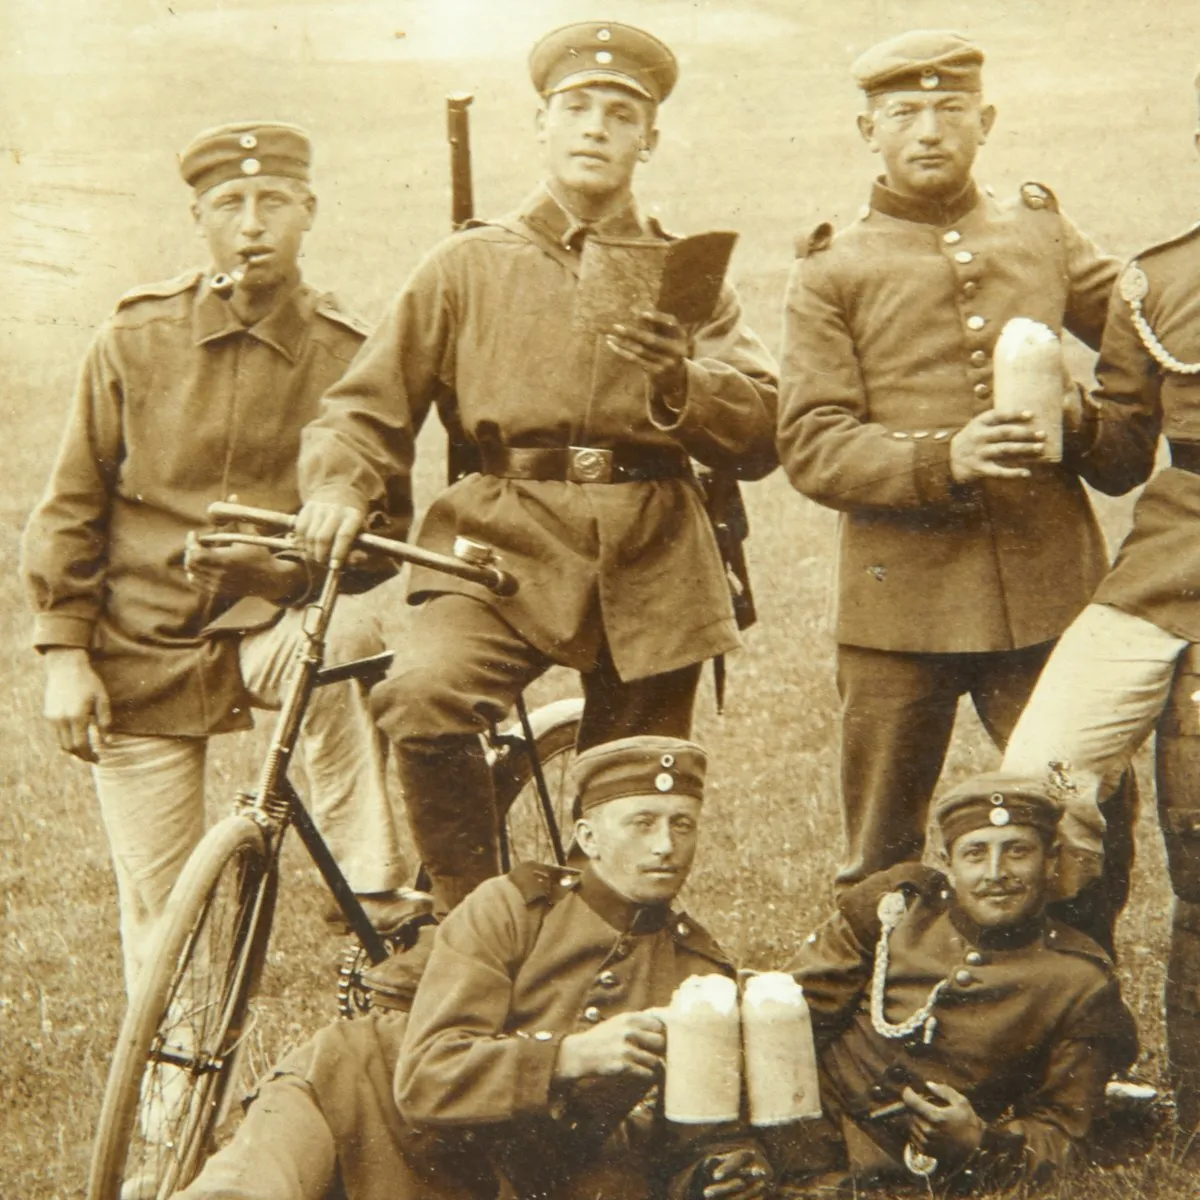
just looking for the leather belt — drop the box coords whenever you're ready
[478,444,692,485]
[1171,441,1200,474]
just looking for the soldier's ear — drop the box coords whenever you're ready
[575,816,602,861]
[1193,127,1200,159]
[978,102,997,144]
[856,111,879,152]
[535,102,549,143]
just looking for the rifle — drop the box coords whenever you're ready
[442,93,480,483]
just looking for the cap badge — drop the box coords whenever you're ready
[595,49,613,64]
[920,70,939,89]
[989,807,1011,827]
[239,133,258,150]
[660,753,676,768]
[596,27,612,41]
[241,157,261,176]
[655,772,674,793]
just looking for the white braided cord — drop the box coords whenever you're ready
[869,892,949,1045]
[1129,299,1200,376]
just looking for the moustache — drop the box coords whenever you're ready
[973,884,1026,898]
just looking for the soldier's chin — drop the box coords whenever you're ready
[969,890,1034,927]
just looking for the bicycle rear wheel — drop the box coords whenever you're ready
[89,814,275,1200]
[493,698,583,867]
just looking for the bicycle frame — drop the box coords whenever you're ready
[200,501,521,963]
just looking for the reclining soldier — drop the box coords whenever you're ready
[172,736,771,1200]
[770,773,1136,1193]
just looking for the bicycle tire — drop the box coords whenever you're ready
[88,814,275,1200]
[493,698,583,867]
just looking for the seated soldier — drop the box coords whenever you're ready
[173,736,770,1200]
[771,773,1136,1193]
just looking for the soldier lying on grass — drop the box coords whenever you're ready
[771,773,1138,1193]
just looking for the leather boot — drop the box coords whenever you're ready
[395,734,500,914]
[1168,898,1200,1135]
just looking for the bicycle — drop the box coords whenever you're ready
[87,502,581,1200]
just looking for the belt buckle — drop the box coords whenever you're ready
[568,446,613,484]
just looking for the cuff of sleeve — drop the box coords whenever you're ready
[272,552,320,608]
[512,1031,566,1117]
[1063,384,1100,458]
[648,360,707,432]
[304,485,370,513]
[913,438,976,508]
[958,1122,1026,1185]
[33,613,95,651]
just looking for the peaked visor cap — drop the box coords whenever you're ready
[530,21,678,105]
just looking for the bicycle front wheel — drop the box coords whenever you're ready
[89,814,275,1200]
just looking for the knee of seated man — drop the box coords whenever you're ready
[369,660,489,741]
[323,595,385,665]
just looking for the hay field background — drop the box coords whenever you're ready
[1,0,1198,1194]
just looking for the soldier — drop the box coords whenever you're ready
[1001,64,1200,1137]
[173,736,771,1200]
[21,123,418,993]
[771,773,1136,1192]
[292,21,778,913]
[774,30,1147,949]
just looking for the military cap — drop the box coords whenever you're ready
[179,121,312,194]
[852,30,984,97]
[569,735,705,818]
[529,21,678,105]
[933,772,1063,848]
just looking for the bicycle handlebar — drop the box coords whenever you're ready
[205,501,519,597]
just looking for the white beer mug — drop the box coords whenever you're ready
[663,974,741,1123]
[992,317,1064,462]
[743,972,822,1126]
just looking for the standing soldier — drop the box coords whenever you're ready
[22,123,416,993]
[1000,64,1200,1137]
[294,22,778,913]
[774,31,1147,949]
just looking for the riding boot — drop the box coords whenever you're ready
[1168,899,1200,1136]
[395,734,500,914]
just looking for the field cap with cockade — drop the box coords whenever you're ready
[852,30,984,97]
[933,772,1063,849]
[529,21,678,105]
[179,122,312,194]
[569,735,706,818]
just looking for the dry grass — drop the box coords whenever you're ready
[2,1,1199,1196]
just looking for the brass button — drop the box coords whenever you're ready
[891,430,909,440]
[967,315,986,331]
[933,430,949,441]
[869,1084,889,1101]
[965,951,984,966]
[955,250,974,265]
[943,230,962,244]
[962,281,978,298]
[598,970,618,988]
[955,970,974,986]
[583,1006,601,1023]
[974,383,992,400]
[912,430,929,440]
[970,350,988,367]
[239,133,258,150]
[534,1030,554,1041]
[675,920,690,938]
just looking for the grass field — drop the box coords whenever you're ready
[3,0,1200,1195]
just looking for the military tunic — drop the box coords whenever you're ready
[1088,223,1200,637]
[779,865,1134,1189]
[776,179,1140,654]
[181,863,748,1200]
[21,274,376,736]
[298,186,778,682]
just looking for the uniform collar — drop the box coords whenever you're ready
[948,901,1047,950]
[577,863,672,933]
[193,280,312,363]
[520,183,649,251]
[869,176,981,226]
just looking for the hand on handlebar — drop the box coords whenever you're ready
[294,500,367,567]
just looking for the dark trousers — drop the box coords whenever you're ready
[372,594,701,910]
[836,641,1136,955]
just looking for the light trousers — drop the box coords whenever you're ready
[93,597,405,993]
[1002,603,1188,802]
